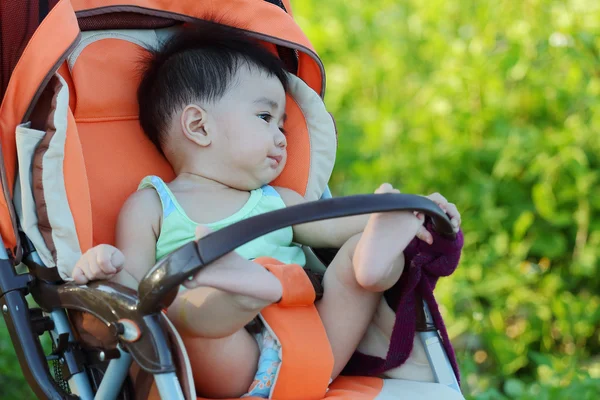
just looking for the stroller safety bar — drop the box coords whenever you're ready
[138,193,455,314]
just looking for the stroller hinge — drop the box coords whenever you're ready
[50,332,86,381]
[30,307,55,335]
[0,257,33,297]
[86,347,121,364]
[51,332,70,356]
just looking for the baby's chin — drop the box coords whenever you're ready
[230,177,277,191]
[227,165,285,191]
[260,175,281,188]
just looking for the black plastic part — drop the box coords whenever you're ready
[0,256,33,294]
[19,230,36,260]
[0,252,85,398]
[86,362,135,400]
[305,270,324,301]
[111,321,126,335]
[30,307,56,335]
[138,193,456,314]
[60,343,86,382]
[0,257,71,398]
[264,0,287,12]
[85,347,121,365]
[312,248,339,266]
[49,332,86,383]
[39,0,50,22]
[52,332,70,356]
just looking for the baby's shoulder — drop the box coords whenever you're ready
[122,188,162,218]
[116,188,163,239]
[271,186,306,207]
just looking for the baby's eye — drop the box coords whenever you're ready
[279,127,286,135]
[258,113,272,122]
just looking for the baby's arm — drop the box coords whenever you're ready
[116,191,282,324]
[80,192,279,397]
[70,189,161,287]
[275,186,370,248]
[109,190,161,286]
[73,190,282,335]
[70,189,159,287]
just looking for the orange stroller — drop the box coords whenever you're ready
[0,1,464,398]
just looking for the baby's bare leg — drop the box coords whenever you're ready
[316,234,383,380]
[353,184,424,292]
[169,286,267,398]
[166,226,280,397]
[182,326,259,398]
[317,185,423,379]
[184,226,283,303]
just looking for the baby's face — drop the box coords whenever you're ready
[207,66,288,190]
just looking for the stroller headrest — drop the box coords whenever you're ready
[69,29,162,120]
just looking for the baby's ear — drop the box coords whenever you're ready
[181,104,211,147]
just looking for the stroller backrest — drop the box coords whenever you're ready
[63,28,176,248]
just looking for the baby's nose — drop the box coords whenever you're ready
[275,132,287,148]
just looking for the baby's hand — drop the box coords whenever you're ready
[416,192,461,245]
[72,244,125,284]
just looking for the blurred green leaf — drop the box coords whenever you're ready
[293,0,600,398]
[532,182,557,220]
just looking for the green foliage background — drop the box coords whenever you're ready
[1,0,599,399]
[293,0,600,398]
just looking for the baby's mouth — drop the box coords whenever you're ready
[268,155,283,166]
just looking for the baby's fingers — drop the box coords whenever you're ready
[445,203,461,231]
[96,245,125,274]
[72,267,89,285]
[73,258,99,284]
[111,249,126,270]
[426,192,449,212]
[416,226,433,245]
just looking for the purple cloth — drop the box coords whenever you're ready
[343,223,464,384]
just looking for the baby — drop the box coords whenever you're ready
[73,23,461,398]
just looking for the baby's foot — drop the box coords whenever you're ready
[184,226,282,303]
[352,183,424,292]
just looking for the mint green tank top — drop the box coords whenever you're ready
[138,176,306,266]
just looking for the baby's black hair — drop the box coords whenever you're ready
[137,21,289,153]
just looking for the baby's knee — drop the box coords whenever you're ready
[355,252,405,292]
[329,235,364,285]
[329,234,405,292]
[189,331,260,398]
